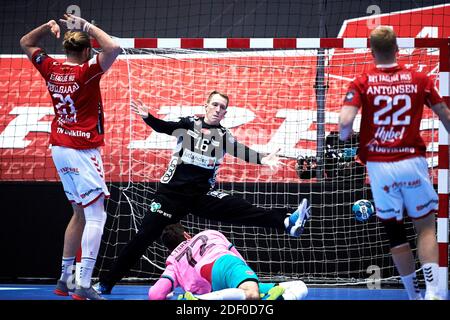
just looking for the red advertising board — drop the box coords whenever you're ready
[0,4,448,182]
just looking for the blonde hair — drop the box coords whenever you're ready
[63,31,91,53]
[370,26,397,60]
[207,90,229,107]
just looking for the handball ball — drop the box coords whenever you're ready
[352,199,375,222]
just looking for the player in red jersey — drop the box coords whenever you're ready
[339,26,450,300]
[20,13,121,300]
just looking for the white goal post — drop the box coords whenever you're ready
[94,37,448,295]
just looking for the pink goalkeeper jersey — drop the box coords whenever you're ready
[148,230,244,299]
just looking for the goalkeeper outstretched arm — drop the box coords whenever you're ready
[226,131,283,169]
[131,100,188,135]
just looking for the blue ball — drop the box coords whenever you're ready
[352,199,375,222]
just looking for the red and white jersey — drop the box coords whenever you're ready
[31,49,105,149]
[343,63,443,163]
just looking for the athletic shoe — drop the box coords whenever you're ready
[177,292,199,300]
[284,198,311,237]
[262,285,285,300]
[54,280,75,296]
[72,286,107,300]
[93,282,112,295]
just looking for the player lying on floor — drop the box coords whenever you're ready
[148,223,308,300]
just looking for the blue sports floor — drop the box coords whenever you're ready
[0,284,444,300]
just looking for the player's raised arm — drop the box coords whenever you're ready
[131,99,150,119]
[131,100,188,135]
[20,20,61,59]
[59,13,121,71]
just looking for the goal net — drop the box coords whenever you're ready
[94,40,446,285]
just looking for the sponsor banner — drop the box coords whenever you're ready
[1,4,446,182]
[0,53,440,182]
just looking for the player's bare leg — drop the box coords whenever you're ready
[63,204,85,258]
[54,204,85,296]
[390,243,422,300]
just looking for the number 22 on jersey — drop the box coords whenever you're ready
[373,94,411,126]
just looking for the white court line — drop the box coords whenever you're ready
[0,287,40,291]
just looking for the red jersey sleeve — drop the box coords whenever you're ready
[343,79,363,108]
[79,55,104,85]
[31,49,56,78]
[424,76,444,107]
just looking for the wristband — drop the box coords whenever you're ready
[83,22,92,33]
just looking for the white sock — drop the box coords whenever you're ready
[75,261,82,288]
[79,220,104,288]
[60,256,75,282]
[423,262,439,294]
[79,198,106,288]
[197,288,246,300]
[401,272,422,300]
[79,257,96,288]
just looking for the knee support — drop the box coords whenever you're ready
[81,197,106,260]
[83,196,107,227]
[382,219,408,248]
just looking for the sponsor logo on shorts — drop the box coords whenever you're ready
[150,202,161,212]
[80,187,102,199]
[161,157,178,183]
[59,167,80,175]
[245,270,255,275]
[149,201,172,218]
[382,179,421,193]
[206,190,229,199]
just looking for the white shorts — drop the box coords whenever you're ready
[366,157,438,221]
[51,146,110,207]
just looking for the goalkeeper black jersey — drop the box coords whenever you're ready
[143,115,263,194]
